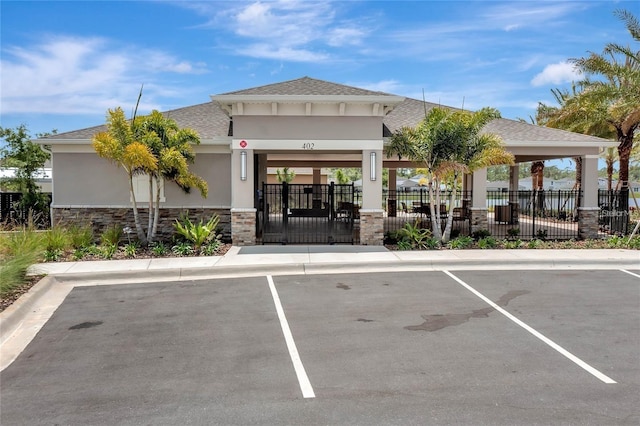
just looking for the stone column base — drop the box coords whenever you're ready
[577,207,599,240]
[359,209,385,245]
[231,208,257,246]
[469,207,488,235]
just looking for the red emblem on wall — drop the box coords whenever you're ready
[240,140,247,148]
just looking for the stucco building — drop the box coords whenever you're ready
[38,77,616,245]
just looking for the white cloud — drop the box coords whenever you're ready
[0,36,207,114]
[186,1,370,62]
[531,62,580,87]
[237,44,329,62]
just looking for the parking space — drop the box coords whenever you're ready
[1,269,638,425]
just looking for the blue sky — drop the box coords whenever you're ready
[1,0,637,137]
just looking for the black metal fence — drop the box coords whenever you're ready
[598,189,631,235]
[486,190,580,240]
[383,188,473,237]
[259,183,357,244]
[0,192,52,228]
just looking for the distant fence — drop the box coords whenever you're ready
[0,192,52,228]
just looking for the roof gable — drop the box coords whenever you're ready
[219,76,391,97]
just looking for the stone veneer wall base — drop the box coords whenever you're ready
[577,207,600,240]
[359,209,384,245]
[231,208,257,246]
[469,207,488,235]
[52,207,231,242]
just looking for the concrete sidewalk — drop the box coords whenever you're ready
[27,246,639,283]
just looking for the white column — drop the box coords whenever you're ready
[509,165,520,191]
[231,149,254,208]
[581,155,599,208]
[361,149,383,209]
[471,168,487,208]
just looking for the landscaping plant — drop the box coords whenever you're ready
[173,213,220,252]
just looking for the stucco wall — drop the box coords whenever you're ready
[234,116,382,140]
[52,152,232,208]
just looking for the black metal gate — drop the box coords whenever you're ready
[258,182,356,244]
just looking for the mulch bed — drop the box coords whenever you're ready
[0,275,45,312]
[0,244,233,313]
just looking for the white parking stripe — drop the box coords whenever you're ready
[620,269,640,279]
[443,270,617,384]
[266,275,315,398]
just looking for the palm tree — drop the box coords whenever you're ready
[93,108,207,245]
[92,107,158,244]
[387,107,514,243]
[137,110,208,243]
[551,10,639,203]
[276,167,296,183]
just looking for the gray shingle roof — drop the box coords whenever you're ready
[42,102,230,141]
[383,97,611,143]
[39,77,612,145]
[220,76,391,96]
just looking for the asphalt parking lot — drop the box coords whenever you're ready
[1,269,639,425]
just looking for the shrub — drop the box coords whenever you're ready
[101,243,118,260]
[123,242,138,258]
[174,213,220,250]
[150,241,169,257]
[395,221,438,250]
[447,235,473,249]
[101,225,122,246]
[43,226,69,252]
[503,239,523,249]
[471,229,491,241]
[527,239,544,249]
[68,224,94,249]
[627,236,640,249]
[172,241,194,256]
[506,228,520,239]
[477,236,498,249]
[201,237,222,256]
[535,229,548,241]
[0,227,43,297]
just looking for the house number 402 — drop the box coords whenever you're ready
[302,142,315,150]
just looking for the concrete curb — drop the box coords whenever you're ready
[45,257,639,283]
[0,276,57,343]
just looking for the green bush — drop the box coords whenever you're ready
[150,241,169,257]
[447,235,473,249]
[68,224,94,249]
[395,221,438,250]
[503,239,523,249]
[101,243,118,260]
[0,227,43,297]
[101,225,122,246]
[527,239,545,249]
[201,237,222,256]
[174,213,220,250]
[627,236,640,249]
[43,226,69,252]
[123,242,138,258]
[477,236,498,249]
[172,241,194,256]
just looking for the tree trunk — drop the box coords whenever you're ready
[427,179,442,243]
[146,174,154,245]
[441,174,458,244]
[530,161,544,190]
[617,130,634,211]
[151,177,161,243]
[129,172,147,245]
